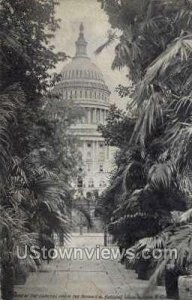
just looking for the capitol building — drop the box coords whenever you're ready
[56,23,114,197]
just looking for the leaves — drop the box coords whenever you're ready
[0,84,24,183]
[140,35,192,91]
[131,86,164,143]
[147,162,177,191]
[95,30,117,55]
[0,0,67,96]
[98,0,192,258]
[180,208,192,222]
[0,0,76,281]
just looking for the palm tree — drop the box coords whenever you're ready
[0,206,38,298]
[0,84,26,299]
[138,209,192,298]
[96,0,192,295]
[0,85,71,299]
[0,2,79,299]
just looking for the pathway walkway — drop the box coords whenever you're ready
[13,233,167,300]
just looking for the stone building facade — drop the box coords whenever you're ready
[57,23,114,198]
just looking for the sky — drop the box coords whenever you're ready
[53,0,129,109]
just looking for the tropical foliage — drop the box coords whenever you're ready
[97,0,192,295]
[0,1,81,299]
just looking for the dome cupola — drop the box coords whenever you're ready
[75,23,88,58]
[59,23,110,99]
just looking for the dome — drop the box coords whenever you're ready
[59,23,109,93]
[52,24,114,197]
[61,57,104,82]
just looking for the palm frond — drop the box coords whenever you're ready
[122,160,145,193]
[168,224,192,267]
[173,92,192,118]
[143,259,167,296]
[143,223,192,296]
[0,84,24,181]
[180,208,192,223]
[142,35,192,89]
[147,162,176,191]
[131,86,164,143]
[95,31,117,55]
[111,40,138,71]
[167,123,192,171]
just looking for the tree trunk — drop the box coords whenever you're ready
[104,224,107,246]
[165,269,179,299]
[136,258,153,280]
[59,232,64,246]
[1,262,15,300]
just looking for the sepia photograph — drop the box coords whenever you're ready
[0,0,192,299]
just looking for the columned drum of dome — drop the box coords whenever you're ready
[58,23,113,196]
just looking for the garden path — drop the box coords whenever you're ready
[11,234,167,300]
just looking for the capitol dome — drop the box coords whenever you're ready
[61,56,105,82]
[61,23,105,82]
[55,23,113,196]
[59,23,110,105]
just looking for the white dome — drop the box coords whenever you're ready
[61,56,104,82]
[59,23,109,94]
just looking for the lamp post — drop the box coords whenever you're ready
[104,222,107,246]
[80,213,83,235]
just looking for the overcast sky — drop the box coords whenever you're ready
[53,0,129,109]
